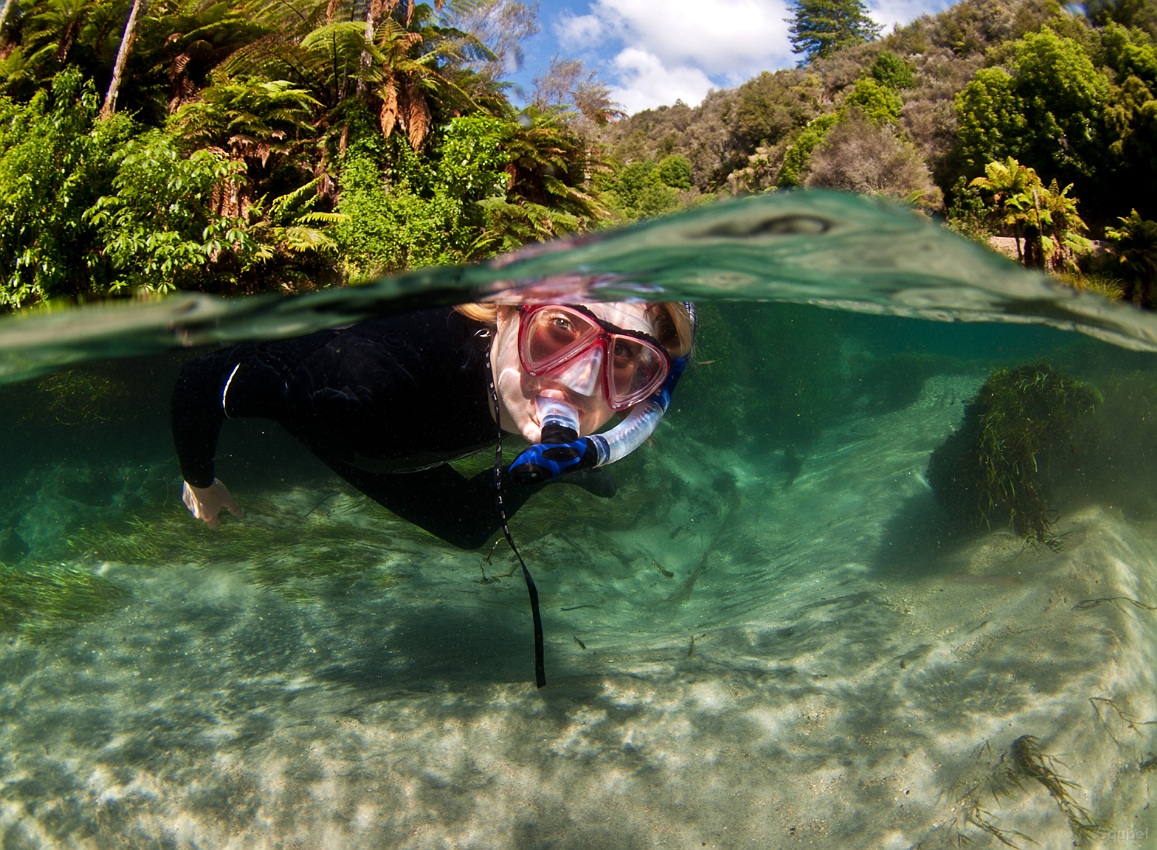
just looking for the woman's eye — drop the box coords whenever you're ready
[612,340,637,364]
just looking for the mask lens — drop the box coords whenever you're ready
[607,336,667,406]
[522,307,602,371]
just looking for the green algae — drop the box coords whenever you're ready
[0,561,128,639]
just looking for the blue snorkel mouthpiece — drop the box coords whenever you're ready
[508,397,599,484]
[509,303,695,485]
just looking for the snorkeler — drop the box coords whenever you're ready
[172,302,695,550]
[173,301,694,686]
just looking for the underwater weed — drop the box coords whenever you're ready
[957,801,1033,848]
[954,735,1100,847]
[1088,696,1157,745]
[70,498,404,601]
[1072,596,1157,614]
[927,363,1101,542]
[0,561,128,639]
[1007,735,1099,842]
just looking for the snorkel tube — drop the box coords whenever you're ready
[509,304,695,485]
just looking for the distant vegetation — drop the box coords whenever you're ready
[601,0,1157,306]
[0,0,1153,310]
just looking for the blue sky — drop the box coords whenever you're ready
[504,0,962,114]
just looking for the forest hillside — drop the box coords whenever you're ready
[0,0,1153,309]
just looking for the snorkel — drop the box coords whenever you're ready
[509,303,695,484]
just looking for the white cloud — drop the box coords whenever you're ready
[610,47,717,113]
[551,0,795,111]
[554,12,607,46]
[596,0,793,74]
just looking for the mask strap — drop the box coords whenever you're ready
[481,329,546,688]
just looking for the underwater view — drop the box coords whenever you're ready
[0,192,1154,848]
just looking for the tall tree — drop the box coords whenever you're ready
[788,0,881,64]
[100,0,144,117]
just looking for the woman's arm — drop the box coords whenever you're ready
[171,348,240,490]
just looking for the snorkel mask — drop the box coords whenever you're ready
[509,303,695,484]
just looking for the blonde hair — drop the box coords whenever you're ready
[455,302,694,359]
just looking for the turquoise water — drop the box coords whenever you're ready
[0,192,1154,848]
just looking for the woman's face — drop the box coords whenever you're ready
[491,302,657,443]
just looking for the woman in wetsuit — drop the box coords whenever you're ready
[172,302,695,550]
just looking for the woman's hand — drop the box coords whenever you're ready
[182,479,243,530]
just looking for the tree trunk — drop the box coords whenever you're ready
[101,0,146,119]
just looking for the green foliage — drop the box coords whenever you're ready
[169,76,321,180]
[472,106,606,250]
[0,67,127,308]
[657,154,693,189]
[1100,24,1157,216]
[969,156,1089,272]
[956,27,1109,186]
[333,114,510,279]
[788,0,882,64]
[1086,0,1157,39]
[727,69,822,152]
[85,129,254,294]
[869,51,915,90]
[599,160,680,221]
[778,114,838,188]
[1104,208,1157,305]
[804,112,942,210]
[927,363,1101,542]
[333,147,462,279]
[955,67,1027,172]
[1013,27,1108,172]
[842,77,903,123]
[945,176,992,242]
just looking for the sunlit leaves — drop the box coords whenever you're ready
[84,129,253,293]
[968,156,1088,273]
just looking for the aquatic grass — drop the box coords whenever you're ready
[0,561,128,639]
[1006,735,1099,843]
[1087,696,1157,747]
[955,735,1101,847]
[927,363,1101,542]
[70,495,405,601]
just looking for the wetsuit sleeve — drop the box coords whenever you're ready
[171,343,306,488]
[171,348,237,488]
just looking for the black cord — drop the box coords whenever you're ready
[482,330,546,688]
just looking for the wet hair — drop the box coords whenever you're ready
[455,302,694,359]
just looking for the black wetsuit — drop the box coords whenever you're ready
[172,307,542,549]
